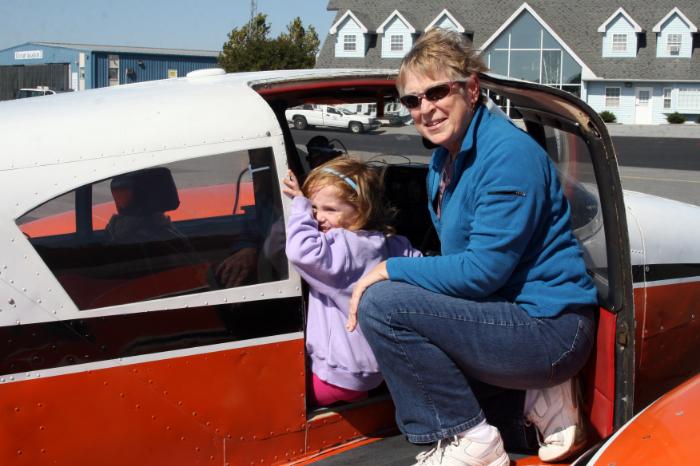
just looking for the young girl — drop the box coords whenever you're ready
[283,158,421,407]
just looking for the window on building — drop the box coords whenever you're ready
[612,34,627,52]
[390,35,403,52]
[168,69,178,79]
[482,10,582,97]
[678,88,700,109]
[344,34,357,52]
[667,34,682,56]
[108,55,119,87]
[663,88,673,109]
[541,50,561,85]
[605,87,620,107]
[17,149,287,310]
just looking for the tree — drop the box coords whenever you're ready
[278,17,320,69]
[219,14,320,72]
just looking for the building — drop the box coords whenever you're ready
[0,42,218,101]
[316,1,700,125]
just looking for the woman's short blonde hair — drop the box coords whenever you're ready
[302,157,395,234]
[397,28,488,94]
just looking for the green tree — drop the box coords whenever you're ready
[219,14,320,72]
[278,17,320,69]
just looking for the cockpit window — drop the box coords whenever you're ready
[542,126,609,304]
[17,149,287,310]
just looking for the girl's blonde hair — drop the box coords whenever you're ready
[396,28,488,95]
[302,157,396,234]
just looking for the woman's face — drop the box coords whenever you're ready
[402,71,479,156]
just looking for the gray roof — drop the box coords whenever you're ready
[320,0,700,81]
[32,41,219,57]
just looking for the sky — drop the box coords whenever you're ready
[0,0,337,52]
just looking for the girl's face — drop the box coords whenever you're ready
[402,71,479,156]
[309,184,358,233]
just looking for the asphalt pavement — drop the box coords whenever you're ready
[292,122,700,206]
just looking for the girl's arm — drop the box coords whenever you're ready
[283,168,359,296]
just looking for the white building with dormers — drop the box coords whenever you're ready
[317,1,700,125]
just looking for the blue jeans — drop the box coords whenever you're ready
[358,281,595,444]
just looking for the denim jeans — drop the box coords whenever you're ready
[358,281,595,444]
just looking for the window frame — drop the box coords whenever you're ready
[605,87,621,107]
[17,149,289,312]
[663,87,673,109]
[677,87,700,110]
[343,34,357,52]
[108,54,120,87]
[482,10,583,97]
[390,34,404,52]
[667,33,682,56]
[612,33,627,52]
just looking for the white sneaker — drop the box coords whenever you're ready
[525,378,587,462]
[412,425,510,466]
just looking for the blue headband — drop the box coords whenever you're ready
[321,167,359,193]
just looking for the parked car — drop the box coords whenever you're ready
[285,103,381,133]
[14,87,56,99]
[0,68,698,465]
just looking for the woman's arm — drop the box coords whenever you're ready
[347,261,388,331]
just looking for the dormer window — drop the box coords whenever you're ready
[390,35,403,52]
[653,8,697,58]
[344,34,357,52]
[597,7,642,58]
[377,10,416,58]
[667,34,681,56]
[329,10,369,58]
[612,34,627,52]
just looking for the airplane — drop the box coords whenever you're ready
[0,67,698,465]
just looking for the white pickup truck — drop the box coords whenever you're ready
[285,104,381,133]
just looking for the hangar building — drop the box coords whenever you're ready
[0,42,219,101]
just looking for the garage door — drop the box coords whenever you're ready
[0,63,70,101]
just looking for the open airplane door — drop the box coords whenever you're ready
[471,74,637,441]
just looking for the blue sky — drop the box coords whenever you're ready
[0,0,337,51]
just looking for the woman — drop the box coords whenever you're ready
[346,29,598,466]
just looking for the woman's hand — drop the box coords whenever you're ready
[282,170,303,199]
[347,261,389,332]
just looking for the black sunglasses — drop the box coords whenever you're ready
[399,81,466,109]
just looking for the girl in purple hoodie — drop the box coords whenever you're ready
[283,158,421,406]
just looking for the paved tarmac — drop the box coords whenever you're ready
[383,121,700,139]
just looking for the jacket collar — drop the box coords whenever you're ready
[430,102,487,173]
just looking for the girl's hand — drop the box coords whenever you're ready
[347,261,389,332]
[282,170,303,199]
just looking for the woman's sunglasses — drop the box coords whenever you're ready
[399,81,466,109]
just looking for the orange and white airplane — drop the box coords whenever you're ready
[0,68,698,465]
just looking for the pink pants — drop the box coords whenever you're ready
[310,373,368,406]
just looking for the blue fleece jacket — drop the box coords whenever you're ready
[387,104,598,317]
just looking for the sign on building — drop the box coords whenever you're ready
[14,50,43,60]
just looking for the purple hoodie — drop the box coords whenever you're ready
[285,196,422,391]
